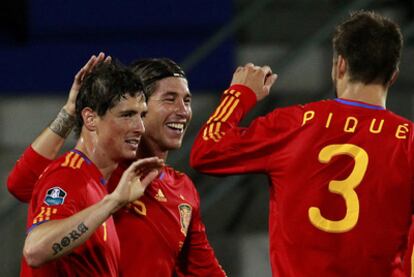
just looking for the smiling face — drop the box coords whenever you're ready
[140,77,192,157]
[95,94,147,162]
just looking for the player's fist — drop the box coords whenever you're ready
[231,63,278,101]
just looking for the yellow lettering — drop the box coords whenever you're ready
[395,124,409,139]
[369,119,384,134]
[344,117,358,133]
[325,113,333,128]
[302,111,315,126]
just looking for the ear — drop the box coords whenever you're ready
[81,107,98,131]
[388,68,399,87]
[336,55,347,79]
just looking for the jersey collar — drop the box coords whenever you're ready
[334,98,385,110]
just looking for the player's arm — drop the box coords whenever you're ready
[7,53,109,202]
[190,64,277,175]
[23,157,163,267]
[175,191,227,276]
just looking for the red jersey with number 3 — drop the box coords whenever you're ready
[191,84,414,277]
[20,150,120,277]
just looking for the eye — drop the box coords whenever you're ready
[184,97,192,104]
[121,111,135,117]
[141,111,147,118]
[163,97,175,103]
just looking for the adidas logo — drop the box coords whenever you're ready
[155,189,167,202]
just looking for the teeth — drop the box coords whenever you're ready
[126,139,139,145]
[166,123,184,131]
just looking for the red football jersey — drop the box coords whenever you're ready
[191,84,414,276]
[108,165,226,276]
[21,150,120,277]
[8,147,225,276]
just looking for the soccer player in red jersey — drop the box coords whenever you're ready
[19,61,163,276]
[190,11,414,276]
[8,56,225,276]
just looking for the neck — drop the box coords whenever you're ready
[137,139,169,160]
[337,81,388,108]
[75,135,118,180]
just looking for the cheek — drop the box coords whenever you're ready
[187,108,193,121]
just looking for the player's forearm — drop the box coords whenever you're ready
[190,85,259,174]
[23,194,120,267]
[32,107,75,160]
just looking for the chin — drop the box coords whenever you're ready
[165,141,182,151]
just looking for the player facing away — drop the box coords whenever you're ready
[7,56,226,276]
[19,61,163,276]
[190,11,414,276]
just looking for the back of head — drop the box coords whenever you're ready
[333,10,403,85]
[74,60,144,137]
[129,58,186,99]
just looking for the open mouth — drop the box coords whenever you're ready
[125,138,140,147]
[166,122,185,133]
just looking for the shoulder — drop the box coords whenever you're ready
[164,166,193,183]
[34,152,90,196]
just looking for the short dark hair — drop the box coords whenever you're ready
[74,60,144,137]
[333,10,403,85]
[129,58,186,100]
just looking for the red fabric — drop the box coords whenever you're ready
[191,85,414,276]
[21,150,120,277]
[108,166,226,277]
[7,145,52,202]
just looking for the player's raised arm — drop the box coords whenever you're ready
[6,53,110,202]
[190,64,278,175]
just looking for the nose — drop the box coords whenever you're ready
[132,116,145,135]
[175,98,190,117]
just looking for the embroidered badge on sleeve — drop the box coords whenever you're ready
[44,187,67,206]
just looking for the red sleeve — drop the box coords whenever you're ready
[7,145,52,202]
[28,168,85,231]
[176,189,226,277]
[190,84,277,175]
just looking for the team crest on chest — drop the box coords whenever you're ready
[44,187,67,206]
[178,203,192,236]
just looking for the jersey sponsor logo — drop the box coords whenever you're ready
[178,203,192,236]
[155,188,167,202]
[44,187,67,206]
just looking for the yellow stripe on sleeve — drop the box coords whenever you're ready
[69,154,80,169]
[221,99,240,122]
[207,123,219,142]
[214,96,236,122]
[207,95,231,124]
[61,152,74,167]
[75,157,84,169]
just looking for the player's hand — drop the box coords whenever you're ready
[112,157,164,207]
[230,63,278,101]
[63,52,112,115]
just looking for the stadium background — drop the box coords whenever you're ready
[1,0,414,276]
